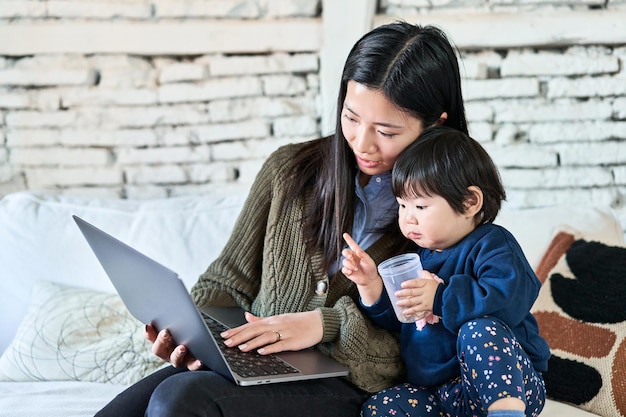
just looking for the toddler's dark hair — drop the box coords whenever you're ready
[392,126,506,223]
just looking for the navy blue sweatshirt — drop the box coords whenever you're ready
[363,223,551,386]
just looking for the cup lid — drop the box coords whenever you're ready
[377,253,421,274]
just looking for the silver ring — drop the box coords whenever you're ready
[272,330,282,342]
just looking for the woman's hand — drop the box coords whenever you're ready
[220,310,323,355]
[395,270,441,318]
[144,324,204,370]
[341,232,383,305]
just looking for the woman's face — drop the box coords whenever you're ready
[341,81,424,182]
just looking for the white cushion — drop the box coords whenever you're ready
[496,205,624,268]
[0,280,165,383]
[0,191,246,354]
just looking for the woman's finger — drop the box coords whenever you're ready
[150,329,174,358]
[170,345,188,367]
[244,311,261,322]
[168,344,202,370]
[144,323,157,343]
[187,359,204,371]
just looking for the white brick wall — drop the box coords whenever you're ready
[0,0,625,234]
[500,50,619,77]
[380,3,626,232]
[0,68,99,86]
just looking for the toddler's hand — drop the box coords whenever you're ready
[414,273,444,331]
[341,232,379,286]
[341,232,384,306]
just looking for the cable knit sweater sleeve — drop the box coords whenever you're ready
[191,141,404,393]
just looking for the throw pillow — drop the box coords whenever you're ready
[0,280,165,384]
[532,231,626,417]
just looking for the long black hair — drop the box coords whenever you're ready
[284,22,468,272]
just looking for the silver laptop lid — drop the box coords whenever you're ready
[73,215,349,386]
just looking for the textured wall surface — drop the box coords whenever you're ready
[0,0,625,233]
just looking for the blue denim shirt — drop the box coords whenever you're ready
[329,171,398,276]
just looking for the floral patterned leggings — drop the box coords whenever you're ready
[362,317,546,417]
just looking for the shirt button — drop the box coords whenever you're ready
[315,281,328,295]
[375,177,382,183]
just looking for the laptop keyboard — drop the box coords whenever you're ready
[201,312,300,378]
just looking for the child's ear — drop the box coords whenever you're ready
[464,186,483,218]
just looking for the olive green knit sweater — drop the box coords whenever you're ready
[191,141,405,393]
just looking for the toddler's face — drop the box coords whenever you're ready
[396,193,475,250]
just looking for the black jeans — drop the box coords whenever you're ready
[95,366,368,417]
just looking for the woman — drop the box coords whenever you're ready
[95,21,468,417]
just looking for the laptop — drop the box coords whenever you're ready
[72,215,349,386]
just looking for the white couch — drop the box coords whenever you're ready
[0,190,623,417]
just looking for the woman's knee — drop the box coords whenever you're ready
[146,371,221,417]
[146,372,191,417]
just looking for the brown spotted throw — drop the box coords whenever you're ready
[532,231,626,417]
